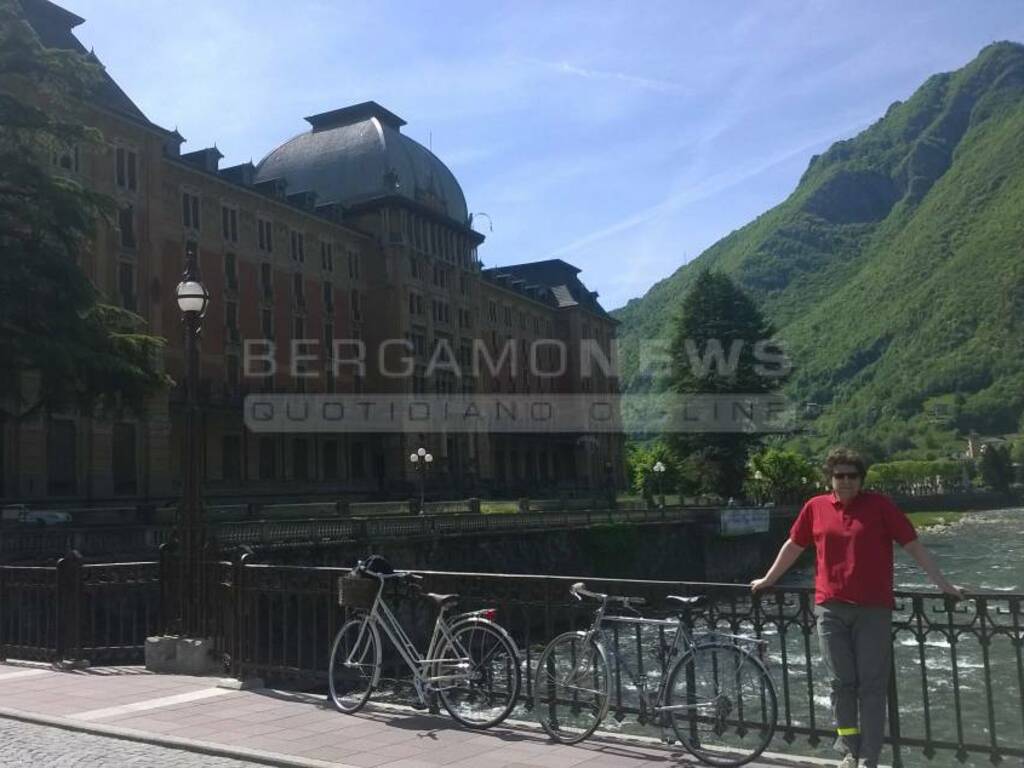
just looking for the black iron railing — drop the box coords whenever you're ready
[1,557,1021,766]
[0,553,159,664]
[219,565,1024,767]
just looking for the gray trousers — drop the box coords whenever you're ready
[815,602,893,764]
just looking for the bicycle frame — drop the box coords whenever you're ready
[343,576,482,699]
[576,602,765,721]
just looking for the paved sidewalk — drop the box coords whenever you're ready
[0,662,829,768]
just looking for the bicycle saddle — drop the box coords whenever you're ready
[667,595,708,608]
[424,593,459,608]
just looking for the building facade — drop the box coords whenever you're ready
[1,0,624,503]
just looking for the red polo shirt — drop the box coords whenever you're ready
[790,491,917,608]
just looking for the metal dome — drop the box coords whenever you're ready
[254,102,469,225]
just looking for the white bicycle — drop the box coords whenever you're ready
[328,557,522,728]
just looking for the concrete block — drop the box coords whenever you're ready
[215,677,264,691]
[144,635,178,674]
[145,635,222,676]
[175,637,222,676]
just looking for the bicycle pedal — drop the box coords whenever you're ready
[410,701,429,710]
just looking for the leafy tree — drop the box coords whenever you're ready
[866,459,963,494]
[666,270,785,497]
[0,1,168,420]
[746,448,818,504]
[626,441,679,503]
[979,444,1014,493]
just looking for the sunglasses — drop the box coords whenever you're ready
[832,472,861,480]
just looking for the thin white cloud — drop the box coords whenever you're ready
[528,58,686,94]
[546,115,876,259]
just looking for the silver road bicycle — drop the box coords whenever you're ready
[534,582,777,767]
[328,559,522,728]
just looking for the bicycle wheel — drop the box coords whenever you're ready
[433,618,521,728]
[434,618,521,728]
[533,631,610,744]
[665,642,777,767]
[328,617,381,714]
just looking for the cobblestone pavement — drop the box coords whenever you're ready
[0,717,270,768]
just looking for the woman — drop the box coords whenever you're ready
[750,447,963,768]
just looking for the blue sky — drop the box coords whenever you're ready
[66,1,1024,311]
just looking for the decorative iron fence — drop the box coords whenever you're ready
[221,565,1024,768]
[1,555,1021,766]
[0,553,159,664]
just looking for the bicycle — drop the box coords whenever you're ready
[533,582,777,767]
[328,557,522,729]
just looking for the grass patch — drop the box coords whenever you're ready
[907,511,965,529]
[480,501,520,515]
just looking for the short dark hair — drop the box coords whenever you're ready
[824,447,867,479]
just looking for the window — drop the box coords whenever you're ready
[112,423,137,493]
[323,282,334,312]
[350,442,365,479]
[118,205,136,248]
[459,275,469,296]
[118,262,135,311]
[292,440,309,481]
[260,263,273,300]
[323,440,339,480]
[53,143,79,173]
[293,316,305,340]
[488,301,497,324]
[348,250,360,279]
[182,191,200,229]
[258,437,275,480]
[225,300,239,344]
[225,253,238,291]
[260,308,273,340]
[409,291,424,316]
[409,254,419,279]
[221,205,238,242]
[47,419,77,494]
[115,147,137,191]
[432,264,448,289]
[459,308,472,329]
[503,306,512,327]
[533,316,541,334]
[410,329,426,357]
[257,217,273,253]
[321,240,334,271]
[222,435,241,482]
[351,289,362,321]
[226,354,240,394]
[431,300,450,325]
[290,230,305,262]
[323,321,334,349]
[293,273,305,306]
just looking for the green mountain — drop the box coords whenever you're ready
[613,42,1024,458]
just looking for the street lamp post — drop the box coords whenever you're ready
[409,447,433,514]
[174,242,209,637]
[653,461,666,508]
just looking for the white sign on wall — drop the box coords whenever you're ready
[720,507,770,537]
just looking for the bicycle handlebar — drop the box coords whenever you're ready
[570,581,646,607]
[354,561,423,582]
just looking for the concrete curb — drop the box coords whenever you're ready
[0,706,358,768]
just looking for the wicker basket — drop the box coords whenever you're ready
[338,575,380,609]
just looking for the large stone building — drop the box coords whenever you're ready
[1,0,623,503]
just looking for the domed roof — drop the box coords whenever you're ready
[255,102,469,226]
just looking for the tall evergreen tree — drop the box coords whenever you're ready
[666,270,786,497]
[0,0,168,420]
